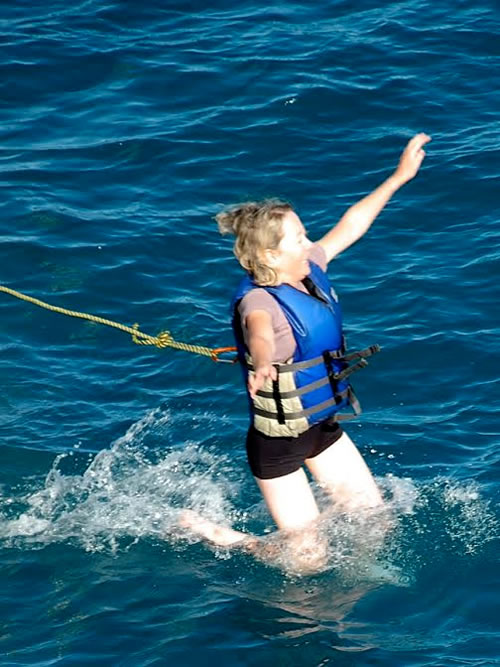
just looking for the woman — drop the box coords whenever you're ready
[181,133,431,562]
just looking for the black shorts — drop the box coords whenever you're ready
[246,420,344,480]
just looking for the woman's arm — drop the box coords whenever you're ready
[245,309,277,399]
[317,133,431,263]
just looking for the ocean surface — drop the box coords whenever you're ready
[0,1,499,665]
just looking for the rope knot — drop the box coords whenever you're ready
[155,330,175,348]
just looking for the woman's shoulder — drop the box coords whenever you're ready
[239,288,278,317]
[308,243,327,271]
[238,288,288,331]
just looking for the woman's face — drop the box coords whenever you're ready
[270,211,312,284]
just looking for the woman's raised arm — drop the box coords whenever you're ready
[317,133,431,263]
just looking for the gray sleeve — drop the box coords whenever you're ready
[237,289,296,362]
[308,243,327,271]
[238,289,282,329]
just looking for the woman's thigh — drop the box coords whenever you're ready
[305,431,383,510]
[255,467,320,531]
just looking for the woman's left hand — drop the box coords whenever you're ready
[393,133,432,186]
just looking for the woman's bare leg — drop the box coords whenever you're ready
[178,469,318,548]
[179,469,327,572]
[256,468,328,571]
[255,467,320,530]
[305,432,384,511]
[179,509,257,548]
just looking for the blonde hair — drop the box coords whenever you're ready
[216,199,293,285]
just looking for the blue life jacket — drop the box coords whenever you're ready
[231,261,379,437]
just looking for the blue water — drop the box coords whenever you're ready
[1,1,499,664]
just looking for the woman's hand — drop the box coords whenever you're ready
[248,364,277,399]
[393,133,432,186]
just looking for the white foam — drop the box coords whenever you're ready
[0,407,242,553]
[0,409,497,581]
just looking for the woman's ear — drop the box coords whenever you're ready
[264,248,278,266]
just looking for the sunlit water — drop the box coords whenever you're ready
[0,0,499,664]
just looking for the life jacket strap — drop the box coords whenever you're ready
[254,346,379,399]
[253,389,350,421]
[246,344,380,374]
[330,386,362,422]
[250,345,379,426]
[334,358,368,382]
[341,344,381,362]
[272,365,286,425]
[256,375,331,399]
[322,350,339,398]
[253,380,365,425]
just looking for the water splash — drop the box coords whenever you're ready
[0,407,243,553]
[0,409,497,583]
[379,474,498,580]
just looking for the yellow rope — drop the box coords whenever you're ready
[0,285,236,362]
